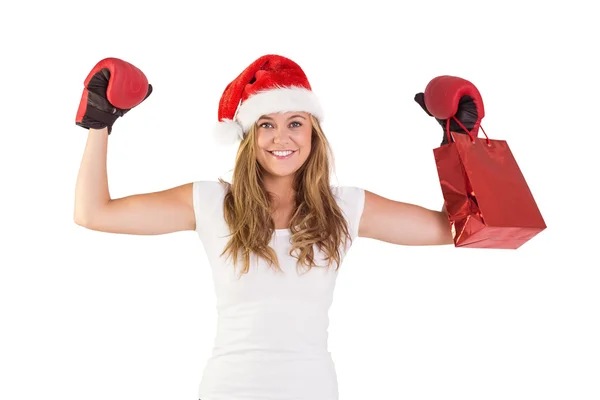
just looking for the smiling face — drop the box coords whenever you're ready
[255,111,312,179]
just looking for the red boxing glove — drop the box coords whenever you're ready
[76,57,152,134]
[414,76,484,145]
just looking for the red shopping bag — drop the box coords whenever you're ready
[434,120,546,249]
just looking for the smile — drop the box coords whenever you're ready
[268,150,296,159]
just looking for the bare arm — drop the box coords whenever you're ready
[358,190,453,246]
[73,128,195,235]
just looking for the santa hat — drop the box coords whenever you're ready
[214,54,324,145]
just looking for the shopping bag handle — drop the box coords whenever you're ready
[446,117,491,146]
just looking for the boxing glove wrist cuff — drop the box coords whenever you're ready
[76,106,119,132]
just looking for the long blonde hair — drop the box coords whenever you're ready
[218,114,351,276]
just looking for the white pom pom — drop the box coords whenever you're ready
[214,119,243,146]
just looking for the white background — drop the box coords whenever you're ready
[1,1,598,399]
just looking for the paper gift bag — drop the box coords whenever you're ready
[434,127,546,249]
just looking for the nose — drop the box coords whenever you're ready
[272,126,290,144]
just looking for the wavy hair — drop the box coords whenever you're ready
[218,115,351,276]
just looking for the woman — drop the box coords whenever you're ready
[74,54,454,400]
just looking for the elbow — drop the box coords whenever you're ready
[74,201,112,231]
[73,212,90,228]
[73,203,86,226]
[73,206,96,229]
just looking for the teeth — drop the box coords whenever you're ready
[272,151,293,156]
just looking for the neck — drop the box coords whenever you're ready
[263,174,296,207]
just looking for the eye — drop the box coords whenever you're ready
[289,121,302,128]
[259,122,273,128]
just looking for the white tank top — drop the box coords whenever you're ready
[192,181,365,400]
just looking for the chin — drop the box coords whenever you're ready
[265,167,299,178]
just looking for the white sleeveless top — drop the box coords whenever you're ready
[192,181,365,400]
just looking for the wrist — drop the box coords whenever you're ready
[89,127,109,135]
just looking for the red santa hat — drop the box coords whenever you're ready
[214,54,324,145]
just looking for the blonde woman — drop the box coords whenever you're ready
[74,54,454,400]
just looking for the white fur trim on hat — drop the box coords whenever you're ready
[214,118,244,146]
[235,86,324,132]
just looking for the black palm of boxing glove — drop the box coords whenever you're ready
[76,58,153,134]
[414,76,484,146]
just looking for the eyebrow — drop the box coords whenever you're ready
[258,114,307,121]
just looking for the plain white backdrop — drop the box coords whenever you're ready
[1,1,598,399]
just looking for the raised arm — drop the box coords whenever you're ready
[72,58,195,235]
[73,128,195,235]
